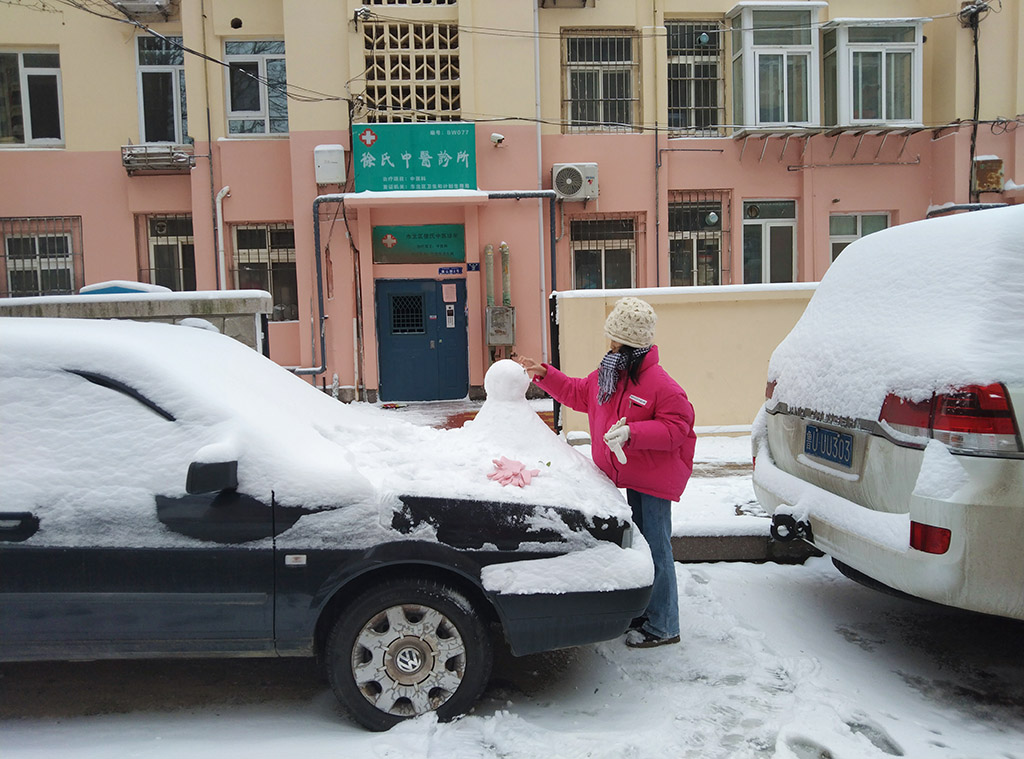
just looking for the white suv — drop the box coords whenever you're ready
[752,205,1024,621]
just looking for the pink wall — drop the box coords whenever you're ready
[4,120,1018,397]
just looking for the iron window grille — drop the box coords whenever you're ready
[666,21,725,136]
[562,29,641,133]
[668,191,732,286]
[391,294,426,333]
[225,41,288,135]
[137,35,191,145]
[0,50,63,145]
[1,216,83,297]
[138,214,196,291]
[361,22,461,123]
[233,223,298,321]
[570,216,639,289]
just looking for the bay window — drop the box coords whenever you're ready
[823,21,924,127]
[728,3,824,128]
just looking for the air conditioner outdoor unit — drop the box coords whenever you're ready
[552,162,599,201]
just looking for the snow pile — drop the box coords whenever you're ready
[768,204,1024,419]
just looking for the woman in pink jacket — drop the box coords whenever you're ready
[518,297,696,648]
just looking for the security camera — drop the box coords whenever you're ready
[490,133,505,146]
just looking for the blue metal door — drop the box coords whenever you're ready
[375,279,468,401]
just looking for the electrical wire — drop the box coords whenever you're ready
[37,0,1024,135]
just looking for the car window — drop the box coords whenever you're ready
[0,363,220,548]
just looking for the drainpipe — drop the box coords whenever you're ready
[293,193,334,378]
[215,186,230,289]
[500,242,511,305]
[484,243,495,306]
[533,0,548,362]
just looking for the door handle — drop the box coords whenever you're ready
[430,340,435,349]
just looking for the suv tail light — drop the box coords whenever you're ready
[910,520,951,554]
[879,383,1021,455]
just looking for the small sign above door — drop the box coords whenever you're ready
[373,224,466,264]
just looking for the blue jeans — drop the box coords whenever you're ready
[627,489,680,639]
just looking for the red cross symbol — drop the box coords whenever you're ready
[358,128,378,147]
[382,233,398,248]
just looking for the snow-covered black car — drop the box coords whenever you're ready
[0,317,653,731]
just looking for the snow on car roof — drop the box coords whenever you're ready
[768,204,1024,419]
[0,317,627,520]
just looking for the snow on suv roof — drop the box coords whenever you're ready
[768,204,1024,420]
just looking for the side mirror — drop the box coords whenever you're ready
[186,460,238,494]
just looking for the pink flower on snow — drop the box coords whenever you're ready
[487,456,540,488]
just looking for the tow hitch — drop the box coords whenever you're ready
[770,513,812,543]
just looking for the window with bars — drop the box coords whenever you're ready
[668,192,731,286]
[139,214,196,291]
[570,217,637,289]
[137,35,190,144]
[0,50,63,145]
[667,22,725,136]
[562,30,640,133]
[1,216,82,297]
[362,23,460,123]
[233,223,298,321]
[391,294,425,334]
[225,41,287,135]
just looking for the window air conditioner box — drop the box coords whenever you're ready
[552,163,599,201]
[113,1,173,19]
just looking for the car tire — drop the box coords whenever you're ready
[325,577,493,731]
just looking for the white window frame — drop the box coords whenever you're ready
[828,212,889,261]
[136,35,188,144]
[224,41,288,136]
[741,200,797,284]
[727,2,825,128]
[0,49,64,146]
[823,20,925,127]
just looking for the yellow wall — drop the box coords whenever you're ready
[552,286,816,434]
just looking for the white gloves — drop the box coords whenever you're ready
[604,417,630,464]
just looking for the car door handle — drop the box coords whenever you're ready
[0,512,40,542]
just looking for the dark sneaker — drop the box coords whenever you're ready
[625,629,680,649]
[628,616,648,631]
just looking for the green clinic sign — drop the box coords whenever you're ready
[352,123,477,192]
[372,224,466,264]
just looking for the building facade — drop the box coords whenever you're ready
[1,0,1021,400]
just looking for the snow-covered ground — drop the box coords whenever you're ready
[4,430,1022,759]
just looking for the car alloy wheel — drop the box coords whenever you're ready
[326,578,493,731]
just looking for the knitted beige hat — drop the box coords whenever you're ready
[603,297,657,349]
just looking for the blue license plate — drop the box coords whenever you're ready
[803,424,853,468]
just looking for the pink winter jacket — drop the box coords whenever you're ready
[535,345,696,501]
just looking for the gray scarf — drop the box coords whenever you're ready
[597,347,650,404]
